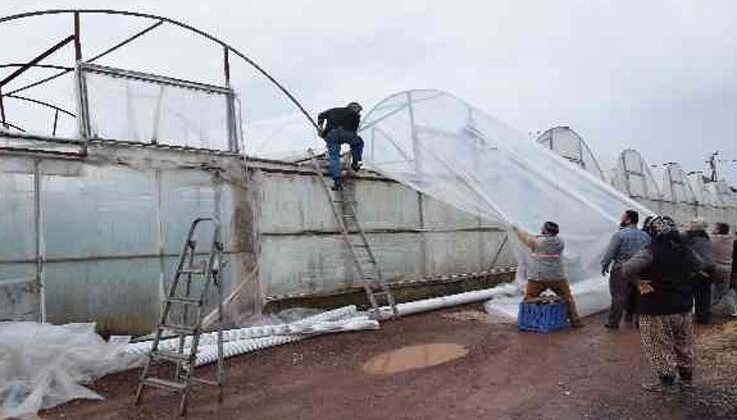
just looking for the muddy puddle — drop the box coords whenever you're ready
[362,342,469,375]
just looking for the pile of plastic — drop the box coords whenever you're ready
[0,306,378,419]
[0,322,136,420]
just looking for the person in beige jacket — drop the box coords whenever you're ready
[512,222,584,328]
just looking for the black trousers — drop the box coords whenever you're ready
[694,275,712,324]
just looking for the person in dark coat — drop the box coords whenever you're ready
[622,216,704,392]
[317,102,364,191]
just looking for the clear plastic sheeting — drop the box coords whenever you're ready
[360,89,653,318]
[535,126,606,181]
[611,149,662,200]
[83,67,234,151]
[0,322,135,420]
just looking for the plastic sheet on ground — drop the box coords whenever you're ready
[0,322,136,420]
[360,90,654,320]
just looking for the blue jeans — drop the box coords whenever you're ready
[326,128,363,180]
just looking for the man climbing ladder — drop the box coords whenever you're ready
[317,101,364,191]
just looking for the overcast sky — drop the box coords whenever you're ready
[3,0,737,184]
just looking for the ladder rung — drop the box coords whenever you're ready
[167,296,201,304]
[160,324,197,334]
[190,377,218,386]
[333,199,356,203]
[154,349,192,362]
[143,377,187,391]
[341,214,356,218]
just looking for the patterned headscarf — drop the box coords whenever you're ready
[643,216,678,239]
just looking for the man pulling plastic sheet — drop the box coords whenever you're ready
[359,89,654,321]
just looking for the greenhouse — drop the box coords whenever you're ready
[1,10,737,334]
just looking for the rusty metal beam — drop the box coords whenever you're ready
[4,20,164,97]
[73,12,82,60]
[0,10,318,129]
[0,63,73,71]
[223,46,230,84]
[0,35,74,89]
[0,119,26,132]
[0,87,5,127]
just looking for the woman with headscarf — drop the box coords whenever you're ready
[622,216,704,392]
[512,221,584,328]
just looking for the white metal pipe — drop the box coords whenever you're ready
[195,316,379,366]
[125,305,360,355]
[378,283,519,320]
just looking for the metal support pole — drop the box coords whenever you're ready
[404,93,428,277]
[34,159,46,322]
[52,109,59,136]
[223,47,238,153]
[74,12,82,61]
[0,87,6,128]
[223,46,231,84]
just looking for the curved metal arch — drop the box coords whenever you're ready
[0,9,317,129]
[536,126,605,179]
[5,93,76,117]
[1,120,26,132]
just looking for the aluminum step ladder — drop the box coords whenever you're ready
[134,217,225,416]
[307,149,399,320]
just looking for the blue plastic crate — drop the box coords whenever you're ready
[517,301,568,333]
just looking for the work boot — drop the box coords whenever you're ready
[642,375,675,393]
[604,323,619,330]
[351,161,362,172]
[331,179,343,191]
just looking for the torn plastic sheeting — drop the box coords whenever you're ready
[360,90,654,320]
[0,322,135,420]
[361,90,654,286]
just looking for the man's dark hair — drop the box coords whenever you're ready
[625,209,639,225]
[716,223,730,235]
[542,221,559,236]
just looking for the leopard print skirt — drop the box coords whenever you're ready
[639,312,694,379]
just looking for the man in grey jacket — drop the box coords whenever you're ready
[601,210,651,329]
[513,222,584,328]
[683,219,715,324]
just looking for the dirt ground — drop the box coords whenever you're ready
[43,306,737,420]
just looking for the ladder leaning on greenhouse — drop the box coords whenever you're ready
[307,149,399,320]
[134,217,226,416]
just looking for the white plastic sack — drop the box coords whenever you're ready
[0,322,136,419]
[360,90,653,319]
